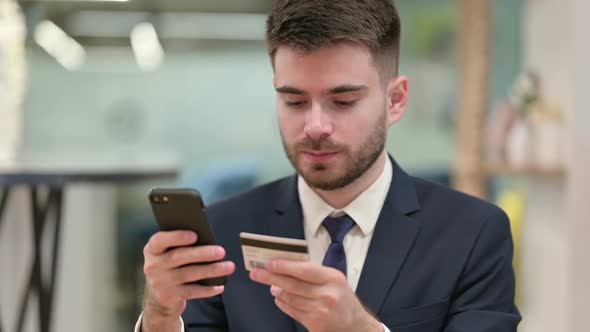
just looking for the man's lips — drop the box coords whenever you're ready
[302,151,339,162]
[304,151,338,156]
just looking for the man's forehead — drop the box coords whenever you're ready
[273,43,378,88]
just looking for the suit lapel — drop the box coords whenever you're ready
[266,175,307,332]
[268,175,306,240]
[355,157,422,315]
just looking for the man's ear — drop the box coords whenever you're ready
[385,76,409,127]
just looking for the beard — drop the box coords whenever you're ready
[281,112,386,191]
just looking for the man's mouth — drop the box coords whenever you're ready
[302,151,339,162]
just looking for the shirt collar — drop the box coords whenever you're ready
[298,156,393,237]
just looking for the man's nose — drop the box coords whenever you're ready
[304,103,333,140]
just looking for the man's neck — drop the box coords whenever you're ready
[312,151,388,209]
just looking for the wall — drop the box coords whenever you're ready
[521,0,590,331]
[569,1,590,330]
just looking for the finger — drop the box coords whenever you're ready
[163,245,226,269]
[275,297,306,324]
[271,286,313,313]
[145,231,197,255]
[267,260,341,284]
[250,269,315,298]
[178,283,225,300]
[175,261,235,284]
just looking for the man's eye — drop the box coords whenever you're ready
[285,101,307,107]
[334,100,357,107]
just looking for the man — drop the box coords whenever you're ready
[136,0,521,331]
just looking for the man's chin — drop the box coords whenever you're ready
[297,161,330,177]
[299,170,345,191]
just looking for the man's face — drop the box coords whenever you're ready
[274,43,391,191]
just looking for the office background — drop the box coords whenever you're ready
[1,0,588,331]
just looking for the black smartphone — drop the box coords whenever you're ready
[148,188,226,286]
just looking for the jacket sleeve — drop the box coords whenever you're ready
[443,208,522,332]
[182,295,229,332]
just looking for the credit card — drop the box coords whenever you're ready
[239,232,309,271]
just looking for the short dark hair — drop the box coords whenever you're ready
[266,0,401,79]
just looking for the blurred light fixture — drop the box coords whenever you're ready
[34,20,86,70]
[130,22,164,72]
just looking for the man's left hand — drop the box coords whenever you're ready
[249,260,383,332]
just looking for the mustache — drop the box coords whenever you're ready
[293,137,344,151]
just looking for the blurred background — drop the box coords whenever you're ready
[0,0,588,331]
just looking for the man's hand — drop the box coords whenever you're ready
[249,260,382,332]
[141,230,235,331]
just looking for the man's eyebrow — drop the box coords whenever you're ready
[275,84,368,95]
[326,85,368,94]
[275,86,306,95]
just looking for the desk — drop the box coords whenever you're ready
[0,157,178,332]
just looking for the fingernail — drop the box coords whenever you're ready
[216,247,225,256]
[214,286,224,293]
[186,232,197,242]
[270,285,279,296]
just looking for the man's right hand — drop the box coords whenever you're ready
[141,230,235,331]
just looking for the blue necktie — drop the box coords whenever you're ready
[321,215,355,277]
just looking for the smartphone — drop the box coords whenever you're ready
[148,188,226,286]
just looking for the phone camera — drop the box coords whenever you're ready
[151,195,168,204]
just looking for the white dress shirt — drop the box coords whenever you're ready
[135,157,393,332]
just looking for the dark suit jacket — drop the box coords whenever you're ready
[182,159,521,331]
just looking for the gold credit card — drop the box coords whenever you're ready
[239,232,309,271]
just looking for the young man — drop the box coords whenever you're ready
[136,0,521,331]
